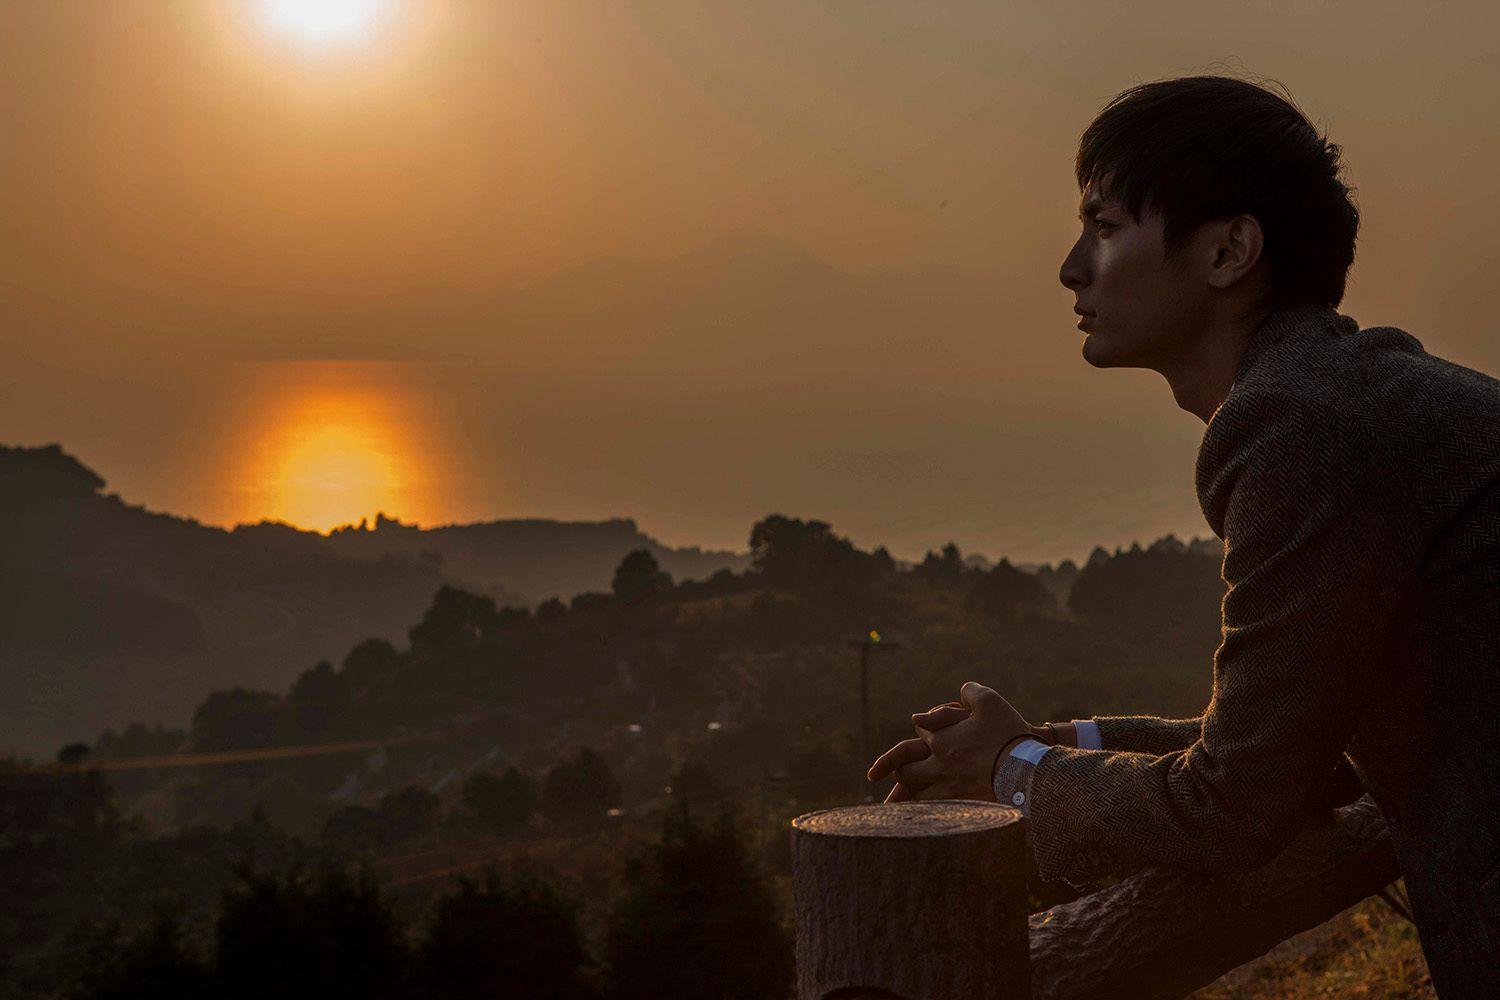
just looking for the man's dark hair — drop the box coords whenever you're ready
[1076,75,1359,309]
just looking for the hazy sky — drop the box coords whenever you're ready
[3,1,1498,564]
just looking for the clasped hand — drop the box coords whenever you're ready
[865,681,1035,804]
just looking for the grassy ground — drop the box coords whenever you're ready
[1192,886,1435,998]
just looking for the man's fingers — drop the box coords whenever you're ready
[913,704,970,731]
[867,738,930,782]
[959,680,1004,721]
[892,756,941,788]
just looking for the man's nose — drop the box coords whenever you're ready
[1059,239,1088,291]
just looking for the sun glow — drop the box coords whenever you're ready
[222,363,447,533]
[272,412,399,530]
[261,0,384,46]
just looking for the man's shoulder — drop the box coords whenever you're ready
[1194,384,1367,540]
[1230,316,1500,427]
[1197,317,1500,540]
[1230,320,1415,415]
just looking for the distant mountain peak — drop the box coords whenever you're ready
[0,443,106,499]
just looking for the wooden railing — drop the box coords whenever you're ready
[790,796,1397,1000]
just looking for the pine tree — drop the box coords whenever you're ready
[603,807,791,1000]
[417,869,596,1000]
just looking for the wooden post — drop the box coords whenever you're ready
[791,801,1030,1000]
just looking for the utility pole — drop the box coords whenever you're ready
[849,630,901,802]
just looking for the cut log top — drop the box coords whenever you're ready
[790,796,1396,1000]
[791,800,1021,839]
[792,801,1032,999]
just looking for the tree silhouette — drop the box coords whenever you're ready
[541,748,621,827]
[1068,538,1223,637]
[916,541,966,582]
[415,869,596,999]
[667,758,730,812]
[611,549,673,604]
[965,558,1056,621]
[57,742,91,767]
[1,766,121,984]
[461,767,538,834]
[191,689,279,752]
[212,865,406,999]
[569,591,614,615]
[749,514,855,587]
[409,586,499,654]
[322,786,440,851]
[285,660,344,740]
[747,514,891,603]
[340,638,400,691]
[377,786,440,842]
[70,908,210,1000]
[603,806,791,1000]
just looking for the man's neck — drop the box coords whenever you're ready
[1158,304,1272,424]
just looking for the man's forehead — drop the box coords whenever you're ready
[1078,183,1120,214]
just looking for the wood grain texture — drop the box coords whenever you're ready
[1028,795,1398,1000]
[792,802,1031,1000]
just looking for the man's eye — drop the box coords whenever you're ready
[1095,219,1119,233]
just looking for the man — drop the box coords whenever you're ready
[867,76,1499,996]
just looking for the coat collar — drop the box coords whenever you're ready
[1198,304,1361,539]
[1230,304,1360,392]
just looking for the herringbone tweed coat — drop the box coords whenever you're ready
[1025,305,1500,996]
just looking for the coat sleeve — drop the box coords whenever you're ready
[1025,391,1424,883]
[1092,715,1203,755]
[1087,714,1365,813]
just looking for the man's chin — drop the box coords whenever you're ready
[1080,333,1119,369]
[1080,331,1147,370]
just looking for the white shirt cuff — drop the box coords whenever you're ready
[994,738,1050,816]
[1072,719,1102,750]
[1009,737,1051,766]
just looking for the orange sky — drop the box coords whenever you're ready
[3,1,1498,562]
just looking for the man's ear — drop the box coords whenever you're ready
[1205,214,1265,289]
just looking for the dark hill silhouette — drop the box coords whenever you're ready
[326,513,748,607]
[101,520,1226,840]
[1069,534,1225,639]
[0,445,445,756]
[0,445,743,755]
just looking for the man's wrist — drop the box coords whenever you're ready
[1002,731,1035,755]
[1034,722,1083,747]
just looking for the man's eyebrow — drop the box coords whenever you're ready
[1077,195,1115,221]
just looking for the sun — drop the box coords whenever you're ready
[224,364,439,533]
[261,0,384,46]
[273,418,400,531]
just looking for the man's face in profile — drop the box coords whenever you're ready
[1058,182,1207,372]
